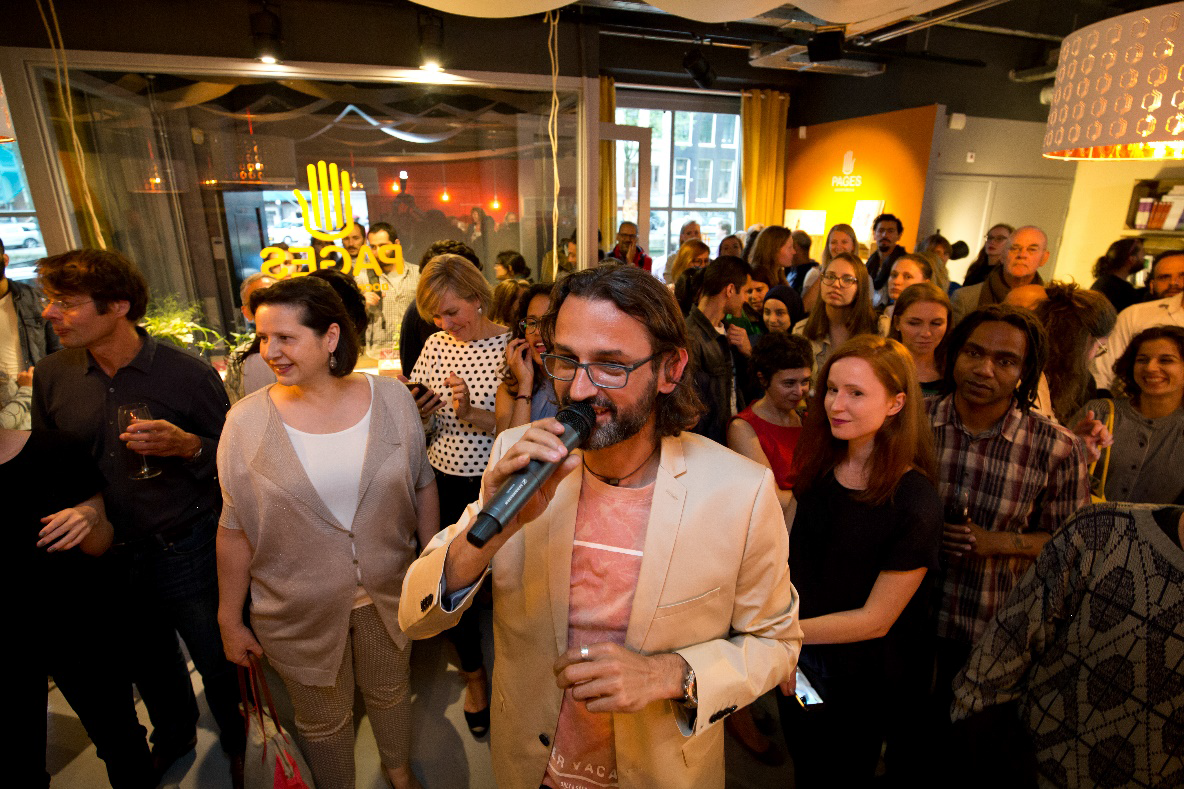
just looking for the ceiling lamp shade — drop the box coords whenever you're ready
[1044,1,1184,160]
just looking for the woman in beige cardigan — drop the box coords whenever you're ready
[216,277,438,789]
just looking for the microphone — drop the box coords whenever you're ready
[466,401,596,548]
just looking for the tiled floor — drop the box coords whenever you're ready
[47,617,794,788]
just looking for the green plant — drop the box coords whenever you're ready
[141,296,226,355]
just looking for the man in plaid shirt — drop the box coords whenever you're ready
[926,305,1091,706]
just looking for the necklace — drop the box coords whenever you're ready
[583,443,660,487]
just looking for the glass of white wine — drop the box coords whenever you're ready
[117,403,162,480]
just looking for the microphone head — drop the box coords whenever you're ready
[556,401,596,442]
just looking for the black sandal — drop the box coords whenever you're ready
[463,705,490,737]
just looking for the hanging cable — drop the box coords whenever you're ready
[34,0,106,248]
[545,9,560,280]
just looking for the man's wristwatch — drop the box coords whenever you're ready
[187,441,204,462]
[680,665,697,709]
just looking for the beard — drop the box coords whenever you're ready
[560,382,657,450]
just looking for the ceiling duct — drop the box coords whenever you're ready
[748,41,885,76]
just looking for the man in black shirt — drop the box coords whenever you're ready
[31,249,243,786]
[867,213,906,290]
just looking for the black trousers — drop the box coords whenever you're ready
[116,515,246,756]
[434,470,487,673]
[28,560,155,789]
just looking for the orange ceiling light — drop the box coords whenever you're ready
[1044,2,1184,160]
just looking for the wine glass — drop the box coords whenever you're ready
[117,403,162,480]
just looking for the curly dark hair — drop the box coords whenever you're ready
[38,248,150,321]
[420,239,481,270]
[749,332,814,384]
[540,263,704,437]
[1111,325,1184,404]
[308,268,369,340]
[249,276,360,377]
[942,304,1048,411]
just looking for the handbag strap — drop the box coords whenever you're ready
[247,653,285,729]
[238,661,267,739]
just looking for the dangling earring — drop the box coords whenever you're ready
[329,355,338,370]
[477,306,483,314]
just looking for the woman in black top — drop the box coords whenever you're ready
[779,334,942,787]
[4,426,156,788]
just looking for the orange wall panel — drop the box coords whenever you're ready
[783,105,938,253]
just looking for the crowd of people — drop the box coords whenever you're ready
[3,206,1181,789]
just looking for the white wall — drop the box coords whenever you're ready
[1054,160,1184,285]
[919,112,1077,282]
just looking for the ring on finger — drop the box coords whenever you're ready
[580,645,590,660]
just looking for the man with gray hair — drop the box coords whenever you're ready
[951,225,1048,324]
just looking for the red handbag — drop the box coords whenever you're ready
[238,654,317,789]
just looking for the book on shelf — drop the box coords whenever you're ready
[1132,186,1184,231]
[1135,197,1155,229]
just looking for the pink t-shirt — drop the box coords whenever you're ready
[542,469,654,789]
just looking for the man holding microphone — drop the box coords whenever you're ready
[400,264,801,789]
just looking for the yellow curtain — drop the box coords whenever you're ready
[741,89,790,230]
[598,76,616,261]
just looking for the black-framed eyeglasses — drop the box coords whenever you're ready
[519,318,542,332]
[821,273,858,287]
[541,352,660,389]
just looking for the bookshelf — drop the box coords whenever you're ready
[1126,179,1184,232]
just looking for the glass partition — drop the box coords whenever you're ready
[33,67,580,335]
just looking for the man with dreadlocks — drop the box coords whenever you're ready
[923,305,1090,733]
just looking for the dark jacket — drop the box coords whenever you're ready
[869,245,906,290]
[686,307,746,445]
[1090,273,1139,314]
[8,279,61,367]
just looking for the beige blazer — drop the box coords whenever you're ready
[400,426,802,789]
[218,376,435,686]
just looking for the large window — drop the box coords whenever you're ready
[0,77,45,282]
[615,103,741,279]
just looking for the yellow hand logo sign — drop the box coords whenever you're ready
[294,161,354,241]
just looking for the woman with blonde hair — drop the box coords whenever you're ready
[779,334,941,786]
[665,239,710,286]
[410,253,511,737]
[792,253,879,373]
[803,223,861,312]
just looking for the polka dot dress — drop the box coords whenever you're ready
[411,329,510,477]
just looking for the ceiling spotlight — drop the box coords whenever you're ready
[682,49,715,90]
[419,13,444,72]
[806,30,844,63]
[250,1,284,64]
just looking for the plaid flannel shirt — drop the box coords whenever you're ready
[927,394,1090,644]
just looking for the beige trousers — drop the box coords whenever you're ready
[276,604,412,789]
